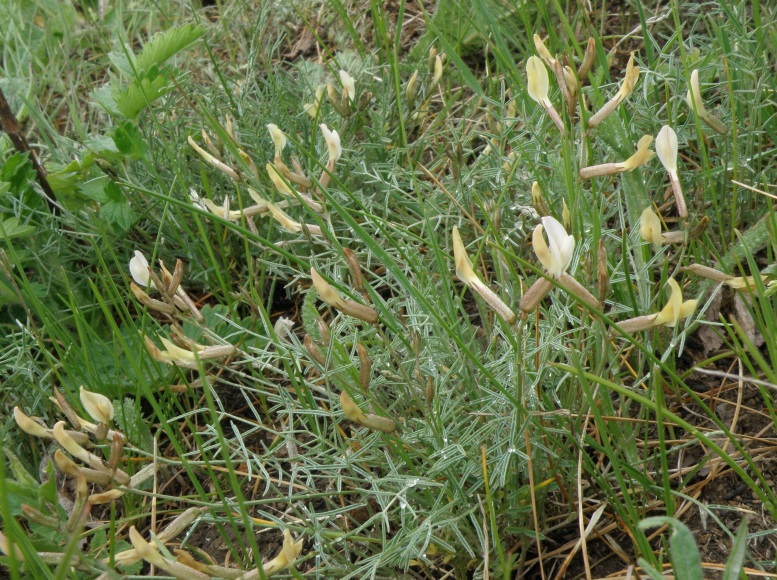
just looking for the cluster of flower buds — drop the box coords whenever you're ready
[121,511,302,578]
[143,332,236,369]
[187,114,335,236]
[129,250,203,321]
[327,70,356,117]
[13,388,156,521]
[527,35,598,134]
[306,69,371,119]
[129,252,236,369]
[449,193,704,336]
[406,47,445,120]
[187,116,253,182]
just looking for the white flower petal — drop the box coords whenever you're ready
[656,125,678,174]
[526,56,550,105]
[129,251,151,287]
[339,70,356,102]
[541,216,574,278]
[319,124,342,164]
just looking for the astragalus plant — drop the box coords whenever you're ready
[2,1,777,578]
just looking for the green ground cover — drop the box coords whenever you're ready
[1,0,776,577]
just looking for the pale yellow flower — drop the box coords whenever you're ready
[686,69,727,135]
[339,70,356,102]
[654,278,697,327]
[452,227,516,323]
[267,124,287,158]
[319,124,342,165]
[262,529,304,575]
[129,250,151,287]
[79,386,114,425]
[532,216,574,279]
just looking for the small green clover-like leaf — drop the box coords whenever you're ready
[99,198,136,231]
[0,217,36,241]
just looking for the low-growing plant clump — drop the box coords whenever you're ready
[1,0,776,578]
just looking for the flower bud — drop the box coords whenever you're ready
[533,34,556,68]
[432,54,444,86]
[304,86,325,118]
[406,70,419,102]
[14,406,51,438]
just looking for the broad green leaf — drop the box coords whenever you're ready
[112,122,148,159]
[99,199,136,230]
[0,217,36,241]
[0,152,36,193]
[78,175,111,203]
[92,84,121,117]
[113,72,172,120]
[135,24,204,75]
[108,50,135,76]
[103,181,125,203]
